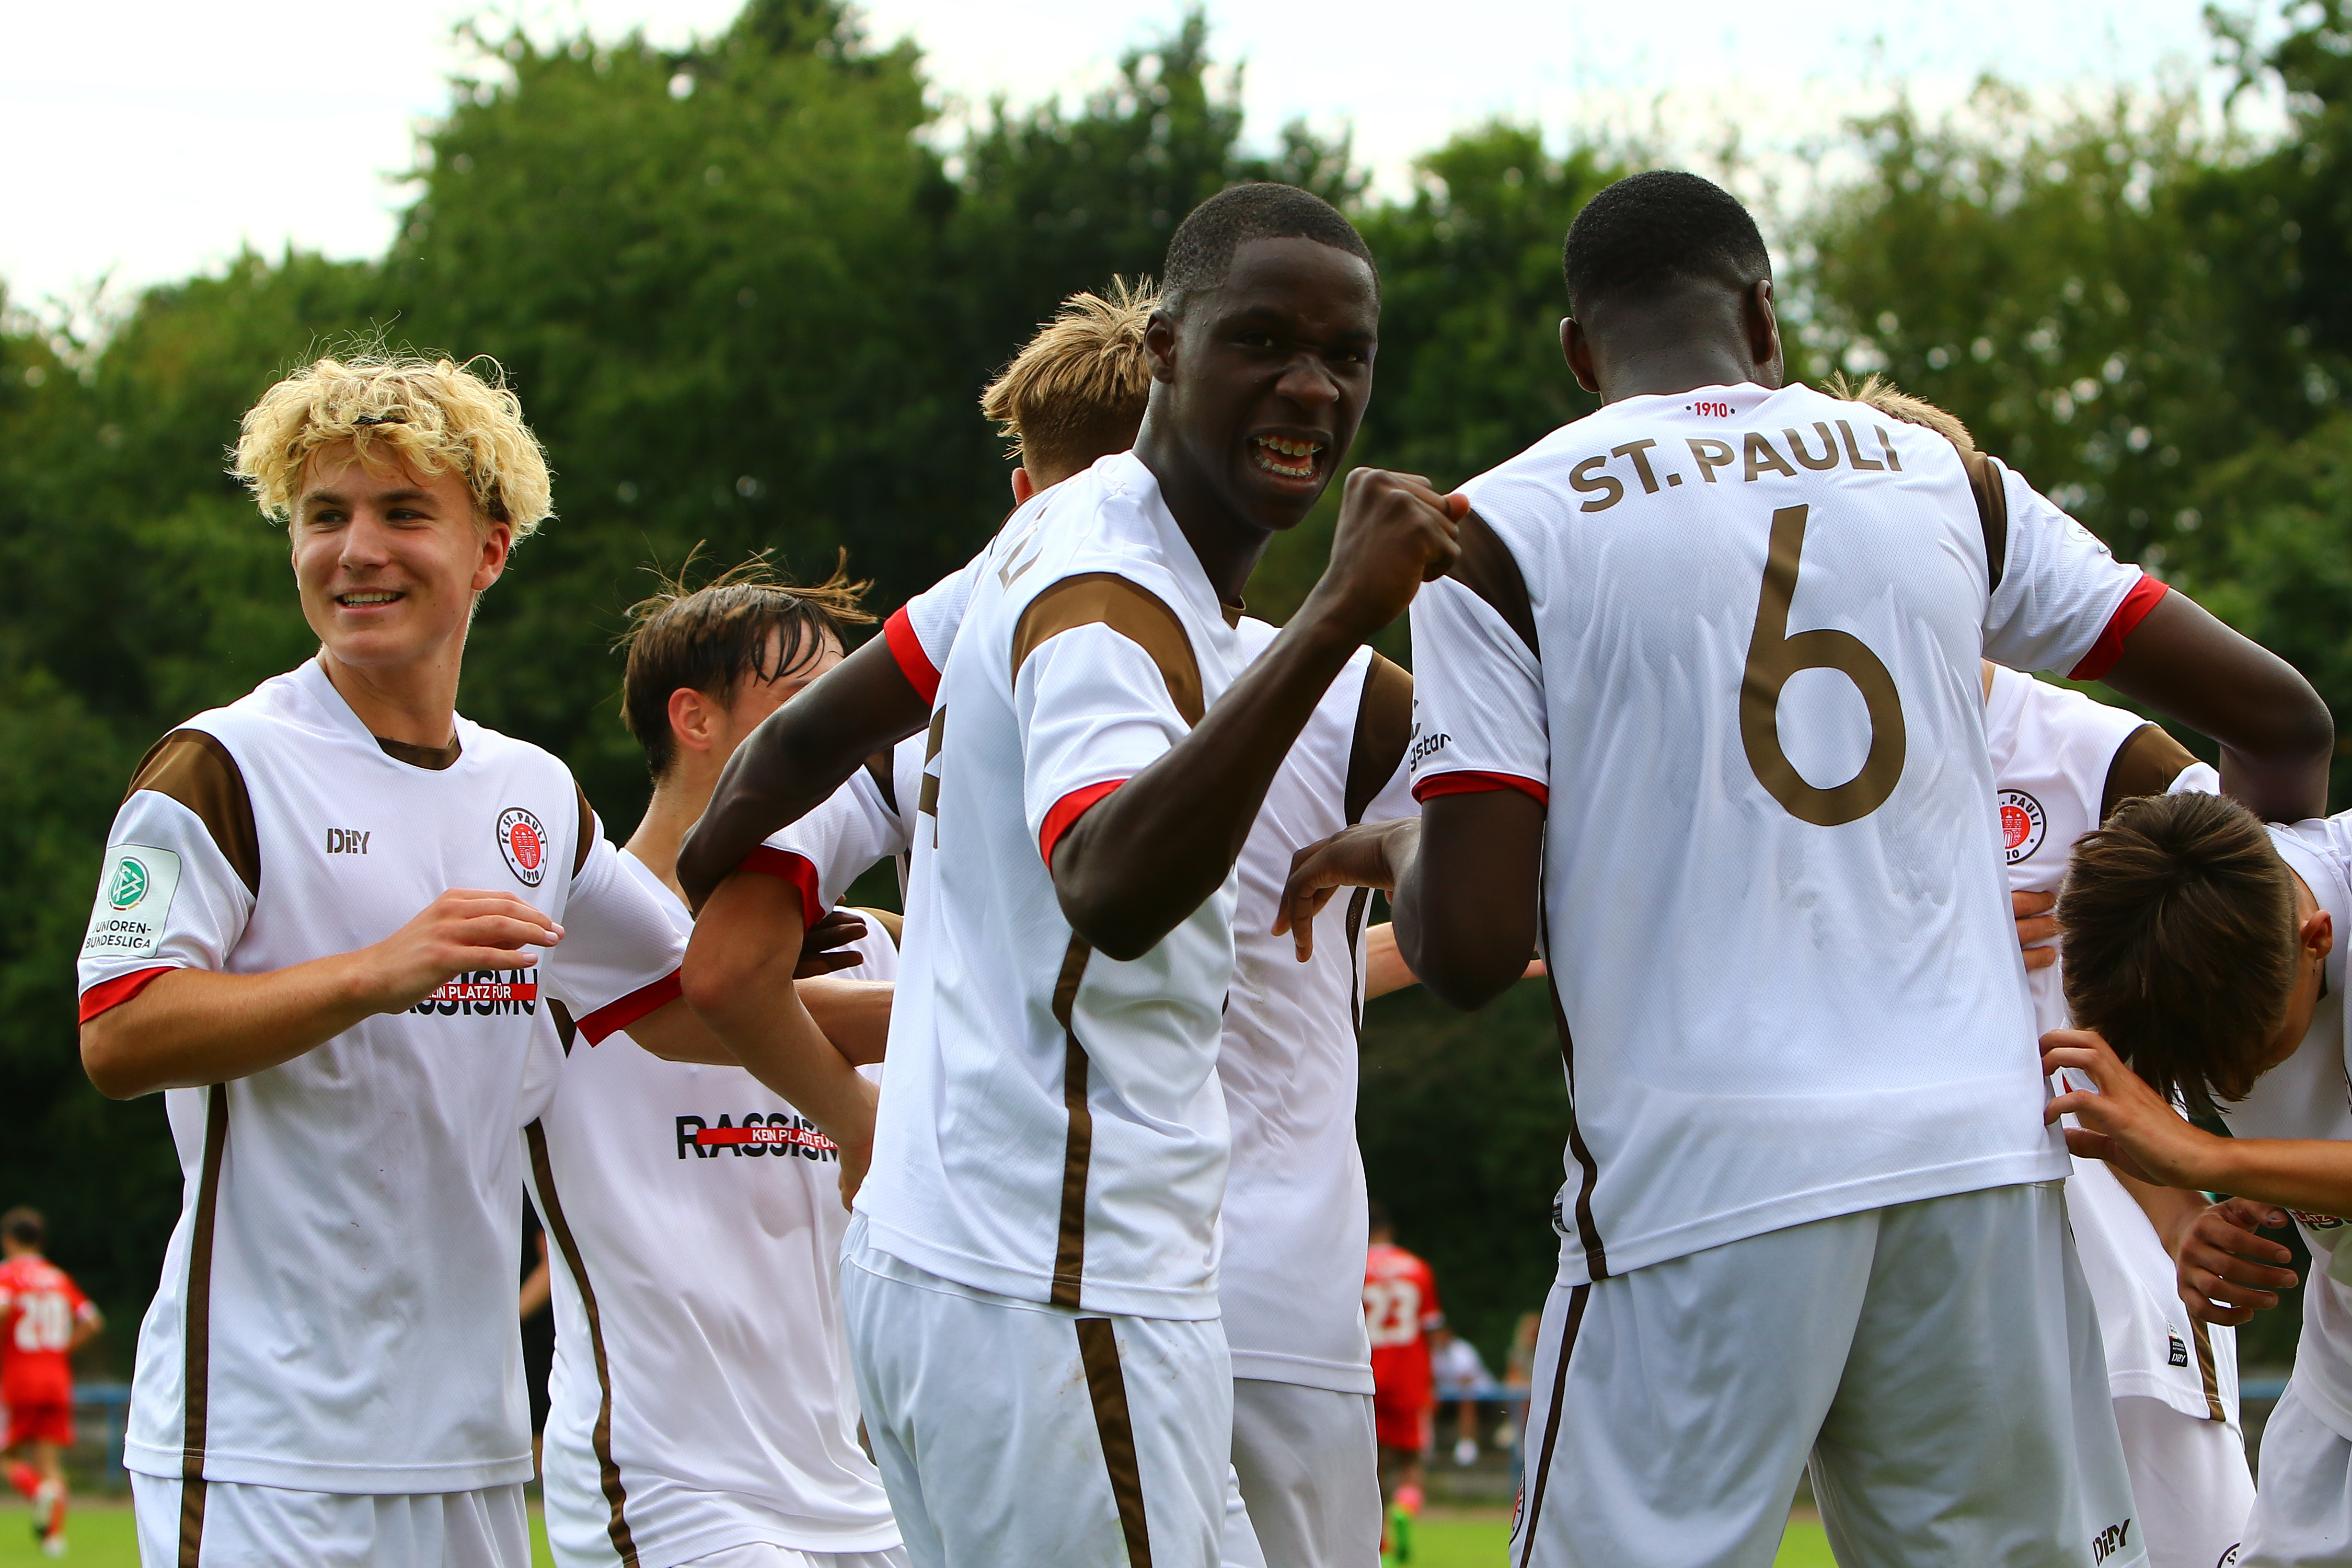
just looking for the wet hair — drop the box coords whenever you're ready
[2058,791,2304,1116]
[1562,170,1771,317]
[979,279,1157,481]
[1827,372,1975,453]
[1161,183,1375,317]
[619,551,873,781]
[2,1207,43,1250]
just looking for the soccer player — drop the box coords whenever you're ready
[527,559,905,1568]
[1279,170,2332,1567]
[1363,1207,1440,1557]
[721,271,1423,1568]
[1,1207,100,1558]
[681,184,1463,1568]
[74,354,835,1568]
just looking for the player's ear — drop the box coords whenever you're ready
[471,518,514,594]
[1561,318,1600,395]
[1744,280,1783,385]
[2307,907,2334,961]
[667,686,717,755]
[1145,307,1180,384]
[1011,467,1036,505]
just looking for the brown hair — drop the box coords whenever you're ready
[1825,371,1976,454]
[2,1207,43,1249]
[619,550,873,780]
[979,278,1157,482]
[2058,791,2302,1115]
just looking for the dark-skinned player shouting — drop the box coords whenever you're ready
[677,184,1462,1568]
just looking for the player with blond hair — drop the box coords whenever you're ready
[76,353,835,1568]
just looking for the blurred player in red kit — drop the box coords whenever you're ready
[1364,1204,1439,1559]
[2,1207,102,1558]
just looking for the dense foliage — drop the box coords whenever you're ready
[6,0,2350,1370]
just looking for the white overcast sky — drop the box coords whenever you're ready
[1,0,2270,319]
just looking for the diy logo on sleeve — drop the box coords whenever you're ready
[83,845,183,959]
[497,807,548,887]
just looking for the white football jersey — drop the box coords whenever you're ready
[77,660,686,1493]
[1409,382,2156,1285]
[531,852,900,1565]
[2227,815,2352,1442]
[856,451,1242,1319]
[1984,666,2235,1425]
[1219,617,1415,1393]
[749,739,925,921]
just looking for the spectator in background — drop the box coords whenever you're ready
[1,1207,102,1559]
[1365,1203,1441,1560]
[1428,1325,1490,1466]
[1494,1310,1541,1454]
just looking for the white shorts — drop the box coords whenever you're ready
[2242,1378,2352,1566]
[675,1548,910,1568]
[842,1220,1232,1568]
[2111,1396,2252,1568]
[1511,1181,2142,1568]
[1229,1380,1379,1568]
[130,1473,527,1568]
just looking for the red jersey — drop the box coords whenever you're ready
[0,1256,93,1408]
[1364,1241,1442,1414]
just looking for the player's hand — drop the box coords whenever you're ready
[1275,820,1413,962]
[1305,469,1467,642]
[2013,889,2058,971]
[833,1073,883,1212]
[359,889,562,1014]
[796,908,869,979]
[2043,1027,2224,1190]
[2177,1197,2298,1325]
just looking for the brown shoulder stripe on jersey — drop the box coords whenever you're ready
[1346,654,1415,825]
[1050,936,1096,1310]
[1076,1317,1155,1568]
[2102,723,2203,822]
[1543,946,1608,1281]
[130,731,260,898]
[176,1082,229,1568]
[1451,509,1539,660]
[375,734,463,771]
[1960,449,2008,592]
[1514,1283,1590,1568]
[2192,1319,2227,1423]
[573,783,595,878]
[863,751,900,816]
[526,1121,641,1565]
[550,999,578,1056]
[851,906,905,947]
[1012,573,1204,728]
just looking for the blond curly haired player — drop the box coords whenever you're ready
[77,354,834,1568]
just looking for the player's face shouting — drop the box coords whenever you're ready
[1159,236,1378,533]
[290,443,512,675]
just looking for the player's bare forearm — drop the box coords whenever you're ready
[678,637,929,909]
[627,996,745,1066]
[799,977,894,1065]
[1394,793,1547,1010]
[2099,591,2332,823]
[681,872,879,1152]
[2113,1168,2211,1258]
[80,887,561,1098]
[2197,1137,2352,1220]
[1364,923,1418,999]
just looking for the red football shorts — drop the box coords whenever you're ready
[1374,1396,1431,1453]
[5,1400,72,1449]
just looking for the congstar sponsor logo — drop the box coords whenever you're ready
[411,969,539,1017]
[677,1113,838,1162]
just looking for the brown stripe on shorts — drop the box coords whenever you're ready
[1515,1283,1590,1568]
[177,1082,229,1568]
[1050,936,1096,1309]
[2192,1320,2227,1423]
[1543,962,1608,1281]
[1011,573,1204,727]
[1076,1318,1153,1568]
[527,1121,640,1564]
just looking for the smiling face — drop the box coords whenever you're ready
[1146,236,1379,534]
[291,442,511,676]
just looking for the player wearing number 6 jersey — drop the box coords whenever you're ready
[1281,171,2331,1568]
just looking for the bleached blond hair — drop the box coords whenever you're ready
[1826,370,1976,454]
[233,353,554,537]
[979,278,1158,480]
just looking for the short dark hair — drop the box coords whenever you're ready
[620,551,873,780]
[2058,791,2302,1116]
[1562,170,1771,317]
[1161,182,1375,316]
[2,1207,43,1249]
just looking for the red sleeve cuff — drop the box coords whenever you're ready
[883,606,942,707]
[1411,771,1551,807]
[577,971,683,1046]
[78,966,173,1024]
[2067,574,2169,682]
[740,846,825,932]
[1040,779,1126,867]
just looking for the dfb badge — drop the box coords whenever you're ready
[498,806,549,887]
[1999,789,2047,866]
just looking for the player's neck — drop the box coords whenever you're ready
[317,644,463,751]
[1593,343,1775,406]
[1134,444,1272,607]
[626,760,721,902]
